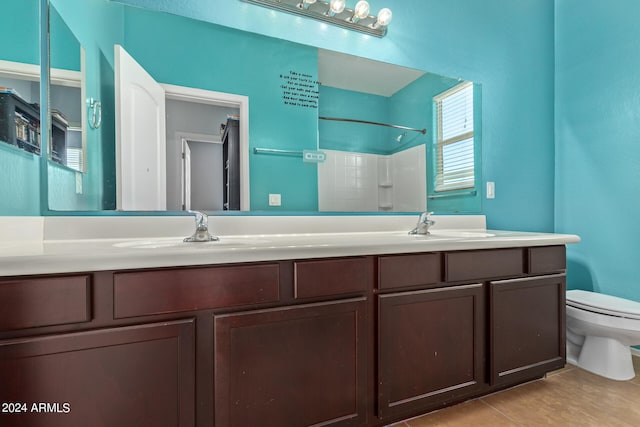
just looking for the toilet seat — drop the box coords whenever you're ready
[566,290,640,320]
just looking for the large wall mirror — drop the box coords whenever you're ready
[4,0,482,215]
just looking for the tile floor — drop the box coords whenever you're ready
[393,356,640,426]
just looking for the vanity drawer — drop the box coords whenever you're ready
[445,248,524,282]
[114,264,280,318]
[378,253,442,290]
[0,275,91,331]
[528,246,566,275]
[294,257,371,299]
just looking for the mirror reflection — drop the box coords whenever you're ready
[44,0,481,214]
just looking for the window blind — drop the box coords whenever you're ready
[66,148,84,172]
[434,82,474,192]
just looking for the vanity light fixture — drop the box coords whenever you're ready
[349,0,370,22]
[242,0,392,37]
[327,0,346,16]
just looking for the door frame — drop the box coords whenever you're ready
[178,132,222,211]
[162,84,250,211]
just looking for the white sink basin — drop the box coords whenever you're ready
[429,230,495,238]
[113,236,268,249]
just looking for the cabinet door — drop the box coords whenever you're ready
[0,320,195,427]
[214,298,367,427]
[377,284,485,420]
[490,274,566,386]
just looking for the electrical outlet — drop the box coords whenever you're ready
[486,182,495,199]
[269,193,281,206]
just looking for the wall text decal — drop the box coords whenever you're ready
[280,71,319,109]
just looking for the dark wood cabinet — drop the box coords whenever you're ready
[0,245,568,427]
[294,257,371,299]
[0,275,91,331]
[214,298,367,427]
[222,118,240,210]
[489,274,566,386]
[377,284,485,420]
[0,319,195,427]
[113,263,280,318]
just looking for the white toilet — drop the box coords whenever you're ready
[566,289,640,380]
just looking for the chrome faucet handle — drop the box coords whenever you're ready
[409,211,435,235]
[184,210,219,242]
[419,211,435,226]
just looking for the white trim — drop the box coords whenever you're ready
[176,131,221,145]
[161,83,250,211]
[433,80,472,102]
[0,60,40,82]
[79,47,87,172]
[0,59,81,87]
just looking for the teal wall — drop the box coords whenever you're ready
[50,7,81,72]
[319,72,456,156]
[555,0,640,301]
[122,7,319,211]
[388,74,447,154]
[115,0,557,231]
[319,86,392,154]
[0,144,40,215]
[0,0,40,215]
[0,0,39,65]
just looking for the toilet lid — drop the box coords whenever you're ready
[566,290,640,320]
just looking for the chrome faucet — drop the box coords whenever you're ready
[409,211,435,235]
[184,210,219,242]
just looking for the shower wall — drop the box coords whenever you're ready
[318,145,426,212]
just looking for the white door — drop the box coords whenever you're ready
[115,44,166,210]
[182,138,192,211]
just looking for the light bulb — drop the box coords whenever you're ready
[375,7,392,27]
[329,0,346,15]
[353,1,370,19]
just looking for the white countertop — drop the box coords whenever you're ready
[0,215,580,276]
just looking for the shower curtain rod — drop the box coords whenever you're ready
[319,116,427,135]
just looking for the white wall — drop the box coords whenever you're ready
[318,145,426,212]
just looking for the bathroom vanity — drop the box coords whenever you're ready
[0,216,578,427]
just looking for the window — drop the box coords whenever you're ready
[65,127,84,172]
[433,82,475,192]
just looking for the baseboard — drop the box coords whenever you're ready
[632,347,640,358]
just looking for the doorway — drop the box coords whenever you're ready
[115,44,250,211]
[165,95,239,211]
[162,84,248,211]
[180,135,223,211]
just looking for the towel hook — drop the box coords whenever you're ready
[87,97,102,129]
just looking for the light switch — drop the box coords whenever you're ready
[269,193,281,206]
[486,182,495,199]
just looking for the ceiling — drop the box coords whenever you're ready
[318,49,426,97]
